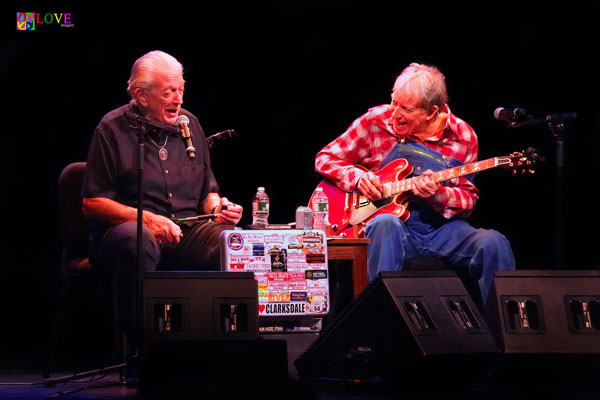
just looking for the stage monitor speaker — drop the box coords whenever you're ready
[487,270,600,353]
[294,271,498,390]
[142,271,258,356]
[485,270,600,389]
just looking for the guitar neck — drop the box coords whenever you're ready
[385,157,501,195]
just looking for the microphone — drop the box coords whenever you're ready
[176,115,196,161]
[494,107,528,122]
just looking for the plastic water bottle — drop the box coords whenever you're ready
[252,187,269,226]
[311,187,329,232]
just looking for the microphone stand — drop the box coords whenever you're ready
[552,124,565,268]
[122,112,154,364]
[114,114,178,372]
[134,119,146,362]
[124,112,183,358]
[128,116,183,373]
[510,113,576,268]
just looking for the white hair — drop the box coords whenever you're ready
[393,63,448,112]
[127,50,184,103]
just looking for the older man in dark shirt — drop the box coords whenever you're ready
[82,50,243,340]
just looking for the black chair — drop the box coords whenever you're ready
[45,162,123,377]
[58,162,91,276]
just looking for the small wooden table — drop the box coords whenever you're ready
[326,238,370,299]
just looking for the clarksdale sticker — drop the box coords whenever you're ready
[264,303,305,314]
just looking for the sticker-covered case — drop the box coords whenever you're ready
[220,230,329,318]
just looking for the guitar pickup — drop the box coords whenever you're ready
[358,197,371,208]
[351,192,371,209]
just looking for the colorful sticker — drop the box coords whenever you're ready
[291,292,307,302]
[268,292,291,302]
[302,232,323,244]
[270,247,287,272]
[305,270,328,280]
[252,243,265,256]
[306,253,326,263]
[227,232,244,250]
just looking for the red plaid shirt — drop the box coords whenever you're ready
[315,104,479,219]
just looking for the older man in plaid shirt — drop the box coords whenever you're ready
[315,63,515,308]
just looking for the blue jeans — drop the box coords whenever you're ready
[364,213,515,306]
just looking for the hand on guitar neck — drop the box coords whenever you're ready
[411,170,440,199]
[358,169,439,201]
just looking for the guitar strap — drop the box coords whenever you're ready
[380,140,476,225]
[381,140,477,183]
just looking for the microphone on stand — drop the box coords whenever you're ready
[508,112,578,129]
[176,115,196,161]
[206,129,237,148]
[494,107,528,122]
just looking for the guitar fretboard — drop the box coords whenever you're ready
[382,157,501,197]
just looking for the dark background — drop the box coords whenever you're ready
[2,1,599,369]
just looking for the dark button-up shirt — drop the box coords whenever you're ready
[82,103,218,234]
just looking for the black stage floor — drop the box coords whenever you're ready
[2,370,600,400]
[2,332,599,400]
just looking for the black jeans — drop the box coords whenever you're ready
[92,220,235,344]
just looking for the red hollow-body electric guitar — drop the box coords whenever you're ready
[310,149,540,239]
